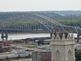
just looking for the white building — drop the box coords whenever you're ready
[50,32,75,61]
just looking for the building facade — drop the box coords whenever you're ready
[0,41,12,53]
[32,51,51,61]
[50,32,75,61]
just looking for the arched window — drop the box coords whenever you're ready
[68,50,72,61]
[56,50,60,61]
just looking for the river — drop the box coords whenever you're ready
[0,33,50,41]
[0,33,78,41]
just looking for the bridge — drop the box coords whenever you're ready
[0,13,81,33]
[1,13,81,42]
[1,13,81,43]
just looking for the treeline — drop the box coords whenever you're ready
[0,11,81,32]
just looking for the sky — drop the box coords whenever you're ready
[0,0,81,12]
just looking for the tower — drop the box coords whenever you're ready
[50,32,75,61]
[1,32,8,41]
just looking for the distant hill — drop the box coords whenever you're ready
[0,11,81,32]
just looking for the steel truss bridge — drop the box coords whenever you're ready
[0,13,81,34]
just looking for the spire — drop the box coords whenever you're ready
[67,33,71,39]
[55,32,60,39]
[52,33,55,40]
[71,33,74,40]
[71,33,73,38]
[62,33,65,40]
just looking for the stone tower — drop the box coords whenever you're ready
[50,32,75,61]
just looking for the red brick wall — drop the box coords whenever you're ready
[40,52,51,61]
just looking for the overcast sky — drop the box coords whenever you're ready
[0,0,81,12]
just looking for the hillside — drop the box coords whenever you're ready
[0,11,81,32]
